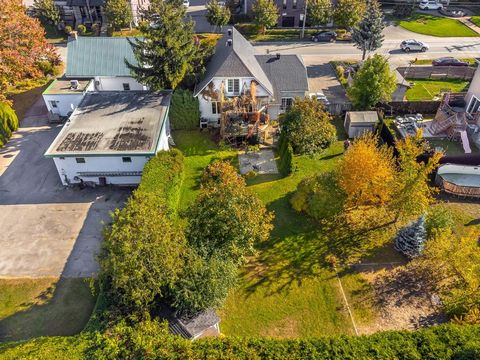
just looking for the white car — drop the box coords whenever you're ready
[419,0,443,10]
[310,92,330,106]
[400,39,429,53]
[183,0,190,7]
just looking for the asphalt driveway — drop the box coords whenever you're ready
[0,97,129,278]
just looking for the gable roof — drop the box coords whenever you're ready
[256,54,309,101]
[194,27,274,97]
[347,111,379,123]
[66,37,138,78]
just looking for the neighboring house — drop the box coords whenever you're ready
[43,36,145,117]
[52,0,148,28]
[194,27,308,141]
[45,91,171,186]
[344,111,379,138]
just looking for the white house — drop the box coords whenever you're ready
[193,27,309,128]
[43,79,94,117]
[45,91,171,186]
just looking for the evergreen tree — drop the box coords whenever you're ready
[206,0,231,33]
[352,0,385,60]
[34,0,61,26]
[252,0,279,35]
[394,215,427,258]
[105,0,133,30]
[126,0,202,90]
[307,0,333,27]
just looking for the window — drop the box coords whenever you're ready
[59,157,65,160]
[123,83,131,91]
[282,0,287,9]
[467,96,480,114]
[292,0,297,9]
[75,157,86,164]
[227,79,240,94]
[211,101,220,114]
[281,97,293,110]
[122,157,132,163]
[49,100,58,108]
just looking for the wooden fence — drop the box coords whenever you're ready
[396,66,476,80]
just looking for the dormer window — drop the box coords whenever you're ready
[227,79,240,94]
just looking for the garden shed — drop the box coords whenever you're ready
[344,111,379,138]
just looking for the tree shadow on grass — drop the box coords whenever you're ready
[0,278,96,343]
[244,196,397,297]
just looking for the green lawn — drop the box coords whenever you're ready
[173,122,379,337]
[427,138,476,155]
[405,79,470,101]
[0,278,96,342]
[470,16,480,28]
[399,14,478,37]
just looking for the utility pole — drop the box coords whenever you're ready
[300,0,308,39]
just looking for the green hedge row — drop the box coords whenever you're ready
[137,148,185,215]
[169,89,200,130]
[277,131,294,175]
[0,102,19,147]
[2,324,480,359]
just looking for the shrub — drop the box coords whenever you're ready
[77,24,87,35]
[169,89,200,130]
[425,205,454,239]
[64,25,72,34]
[0,102,19,147]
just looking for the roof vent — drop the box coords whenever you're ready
[276,53,281,60]
[227,39,233,47]
[227,28,232,36]
[70,79,79,89]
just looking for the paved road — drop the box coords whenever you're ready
[254,26,480,66]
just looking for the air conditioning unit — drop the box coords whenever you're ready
[70,79,79,89]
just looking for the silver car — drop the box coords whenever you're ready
[400,39,429,53]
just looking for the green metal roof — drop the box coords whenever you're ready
[66,37,139,78]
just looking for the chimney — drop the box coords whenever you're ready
[276,53,281,60]
[69,30,78,41]
[227,39,233,47]
[227,28,232,36]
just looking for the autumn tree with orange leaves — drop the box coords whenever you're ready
[0,0,60,102]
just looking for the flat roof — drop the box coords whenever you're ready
[43,79,91,95]
[45,91,171,157]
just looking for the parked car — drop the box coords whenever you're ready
[311,31,337,43]
[400,39,429,52]
[432,57,469,67]
[310,92,330,106]
[419,0,443,10]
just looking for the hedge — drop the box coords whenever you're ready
[2,324,480,359]
[137,148,185,215]
[0,102,19,147]
[169,89,200,130]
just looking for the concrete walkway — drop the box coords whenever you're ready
[459,17,480,35]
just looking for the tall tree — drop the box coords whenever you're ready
[347,54,396,109]
[126,0,202,90]
[33,0,61,25]
[251,0,279,35]
[333,0,366,29]
[105,0,133,30]
[206,0,231,33]
[185,161,273,263]
[352,0,385,60]
[337,133,396,209]
[100,192,187,313]
[0,0,60,102]
[307,0,333,27]
[390,131,441,221]
[282,97,337,155]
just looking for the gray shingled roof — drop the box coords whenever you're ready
[66,37,138,78]
[256,54,309,101]
[194,27,274,97]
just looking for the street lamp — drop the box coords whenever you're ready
[300,0,308,39]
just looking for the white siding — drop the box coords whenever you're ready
[53,155,150,186]
[156,117,171,152]
[94,76,147,91]
[43,93,85,117]
[466,68,480,108]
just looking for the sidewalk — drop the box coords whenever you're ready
[459,17,480,35]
